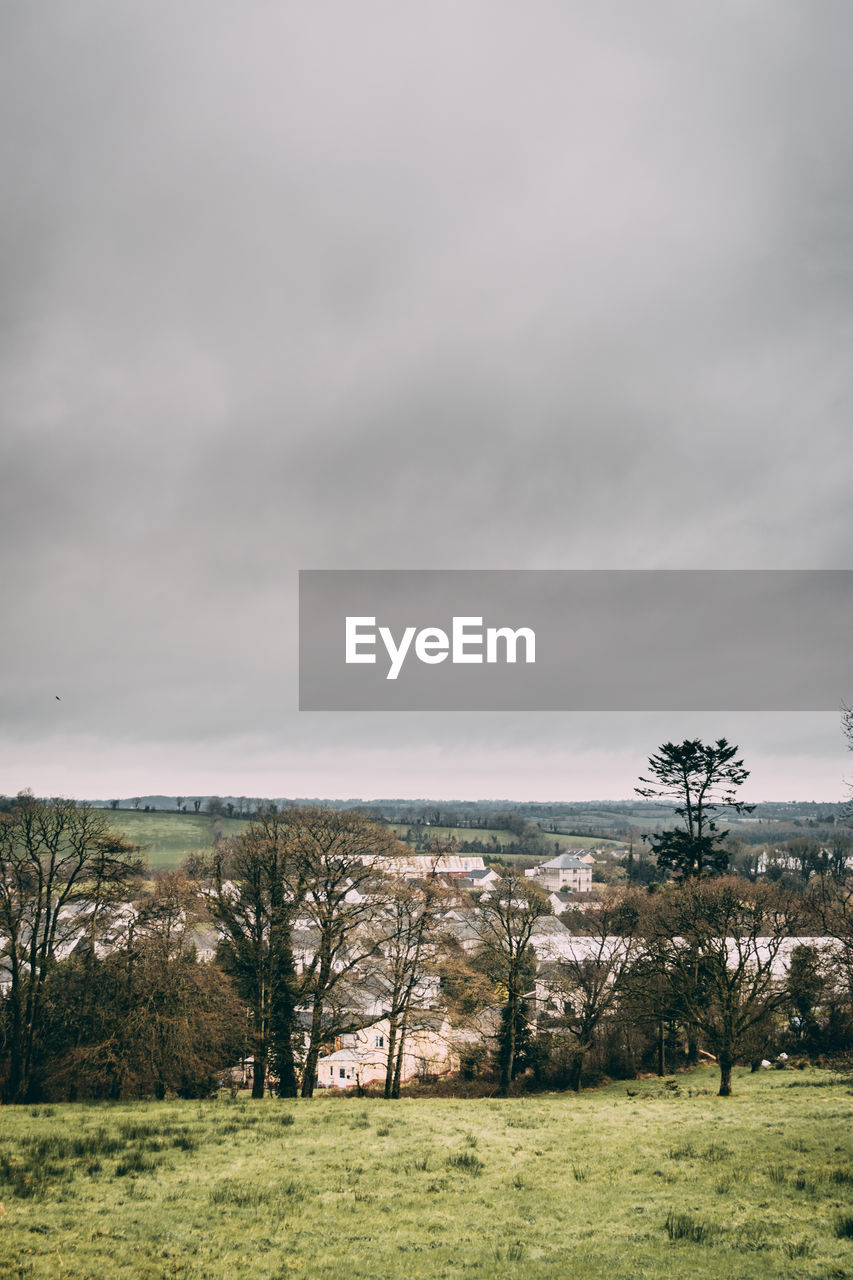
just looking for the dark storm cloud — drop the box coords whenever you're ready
[2,2,852,792]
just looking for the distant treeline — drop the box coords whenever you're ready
[3,793,853,1106]
[79,797,849,851]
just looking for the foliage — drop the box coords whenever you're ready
[206,809,312,1097]
[373,864,450,1098]
[0,793,145,1102]
[644,877,800,1095]
[539,891,644,1090]
[37,873,246,1100]
[288,807,403,1097]
[471,868,549,1095]
[636,739,753,877]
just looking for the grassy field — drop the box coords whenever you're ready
[390,825,622,852]
[98,813,620,871]
[2,1068,852,1279]
[100,811,249,869]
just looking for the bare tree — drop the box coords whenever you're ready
[809,868,853,1010]
[646,877,800,1096]
[291,808,399,1097]
[208,811,311,1098]
[542,891,642,1090]
[378,863,449,1098]
[0,793,143,1102]
[472,868,549,1095]
[46,872,243,1101]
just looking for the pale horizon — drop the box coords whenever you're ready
[3,713,849,806]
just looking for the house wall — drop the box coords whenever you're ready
[537,867,592,892]
[316,1018,457,1089]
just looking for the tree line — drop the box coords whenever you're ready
[2,733,853,1104]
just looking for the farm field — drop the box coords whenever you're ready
[389,824,622,852]
[98,813,621,871]
[100,810,249,869]
[2,1069,852,1279]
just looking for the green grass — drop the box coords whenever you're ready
[101,811,249,868]
[100,813,620,871]
[1,1068,852,1278]
[389,824,621,851]
[102,813,619,873]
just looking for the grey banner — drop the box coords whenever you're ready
[298,570,852,711]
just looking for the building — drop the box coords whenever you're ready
[527,854,593,894]
[316,1012,457,1090]
[365,853,487,878]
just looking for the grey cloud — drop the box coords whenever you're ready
[2,2,853,794]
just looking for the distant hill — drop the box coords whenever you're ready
[99,810,249,869]
[89,797,848,869]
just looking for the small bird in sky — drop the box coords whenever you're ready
[55,695,61,701]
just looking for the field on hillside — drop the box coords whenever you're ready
[101,810,249,868]
[2,1070,852,1279]
[98,813,619,871]
[390,824,621,852]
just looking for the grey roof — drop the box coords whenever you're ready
[541,854,590,870]
[530,916,571,935]
[408,1010,450,1033]
[438,918,481,942]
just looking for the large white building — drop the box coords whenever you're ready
[363,852,487,878]
[527,853,593,894]
[316,1012,457,1089]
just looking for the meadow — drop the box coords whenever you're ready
[100,811,249,868]
[2,1068,852,1279]
[99,812,619,872]
[388,825,622,853]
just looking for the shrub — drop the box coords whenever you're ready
[783,1239,813,1258]
[665,1212,715,1243]
[445,1152,484,1176]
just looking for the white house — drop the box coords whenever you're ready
[365,853,487,878]
[455,867,501,893]
[316,1012,457,1090]
[527,854,593,894]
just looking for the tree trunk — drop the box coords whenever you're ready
[271,984,299,1097]
[391,1008,410,1098]
[276,1043,299,1098]
[300,1043,320,1098]
[4,986,25,1103]
[497,991,518,1097]
[384,1012,399,1099]
[568,1050,584,1093]
[301,992,327,1099]
[718,1050,733,1097]
[252,1048,267,1099]
[657,1020,665,1077]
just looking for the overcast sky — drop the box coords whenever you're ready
[2,2,852,801]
